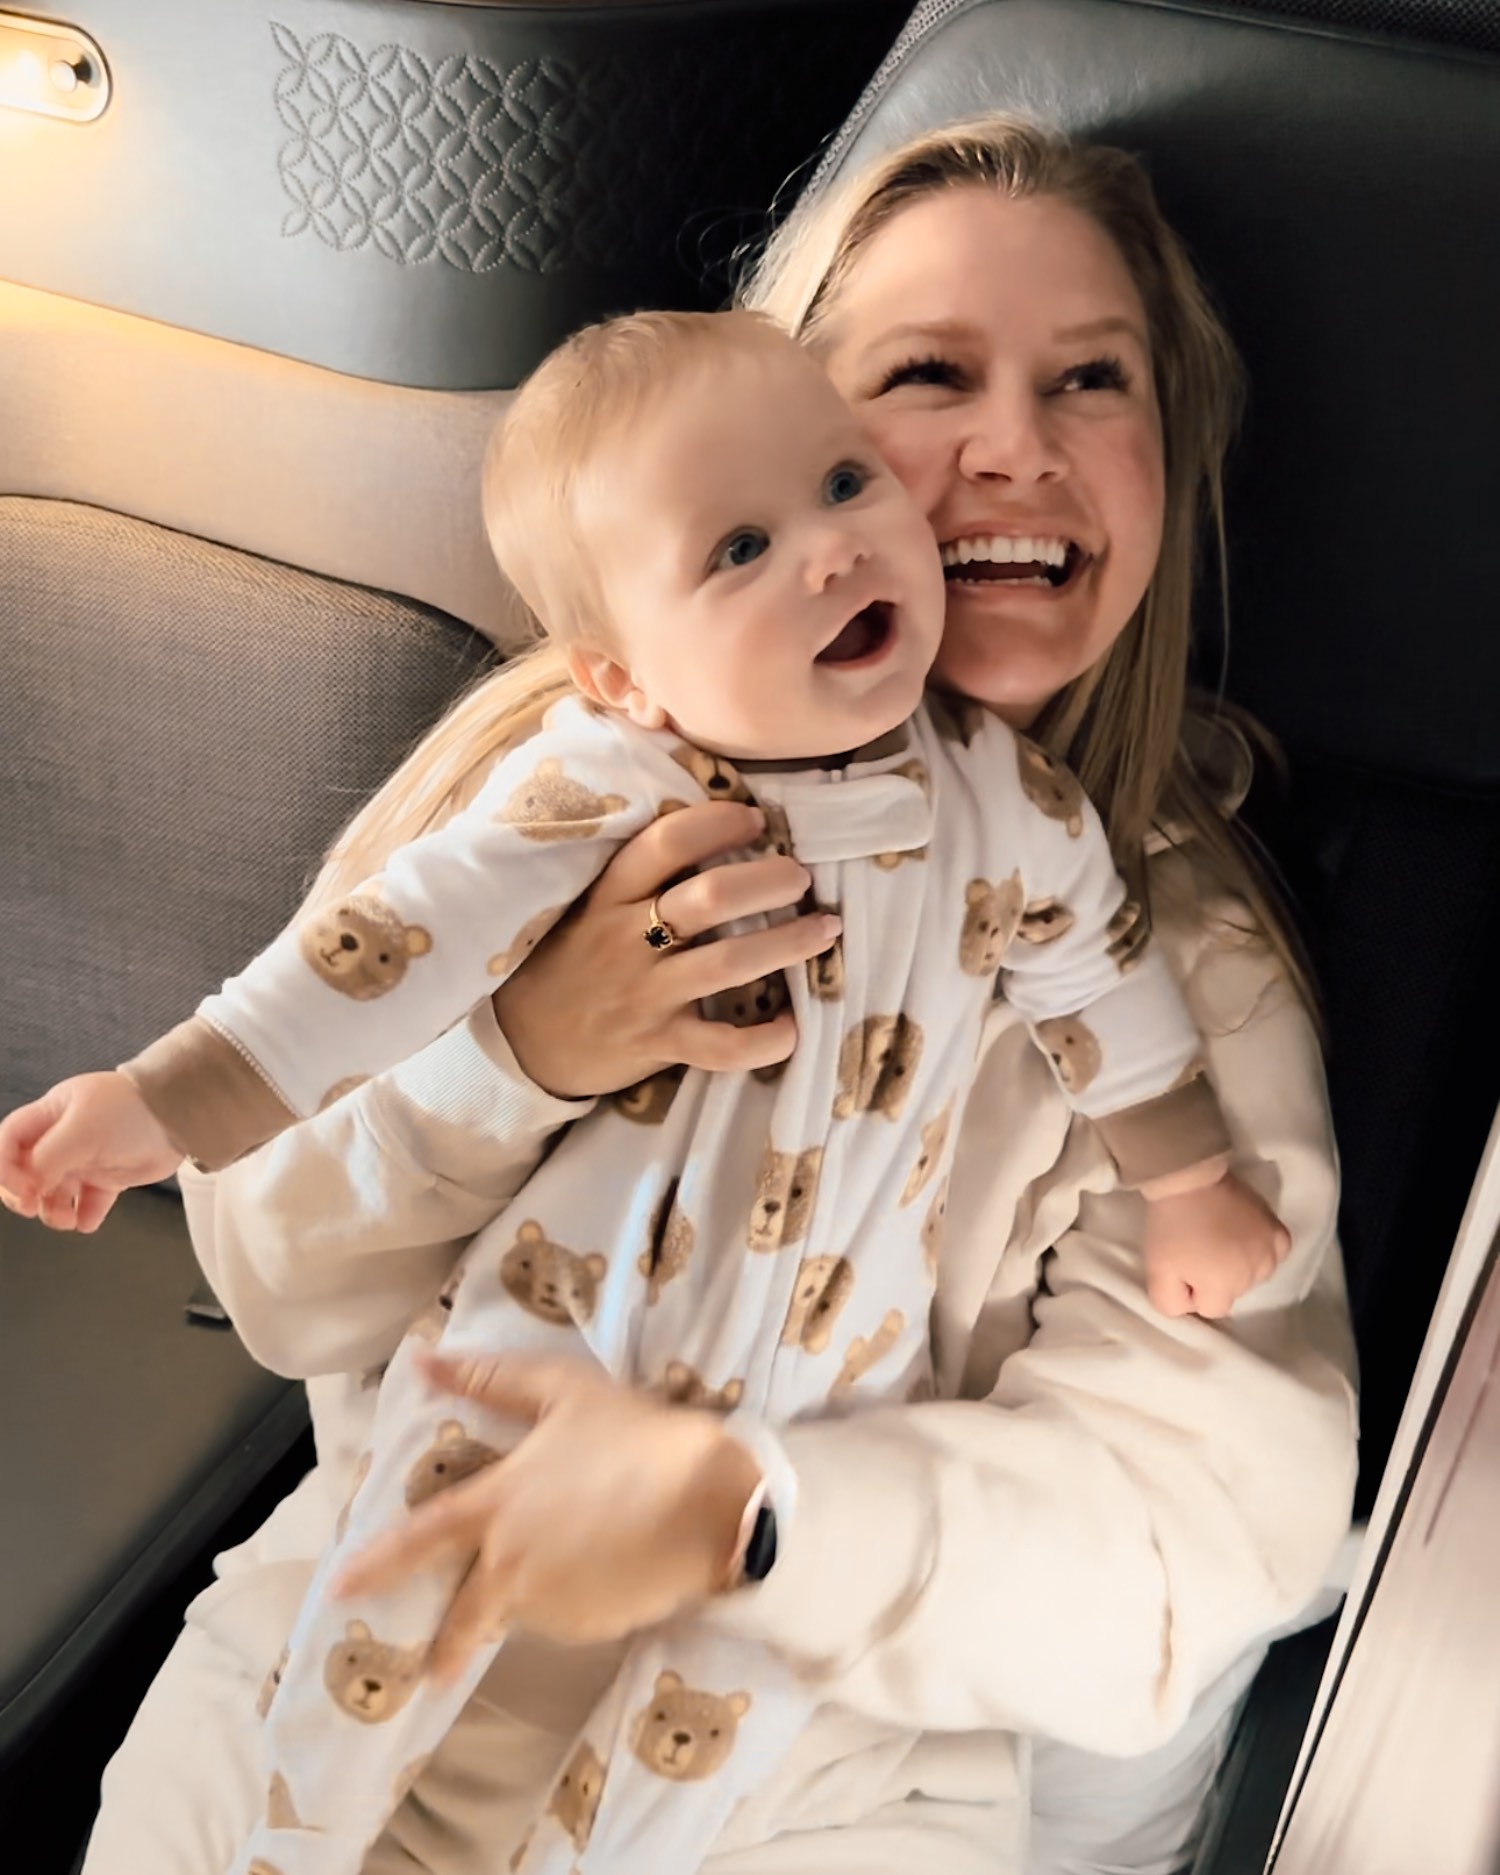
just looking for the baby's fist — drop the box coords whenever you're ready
[1142,1172,1291,1319]
[0,1072,181,1233]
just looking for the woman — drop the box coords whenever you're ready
[81,118,1357,1875]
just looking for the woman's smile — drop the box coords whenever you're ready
[823,185,1166,722]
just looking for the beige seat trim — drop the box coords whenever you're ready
[0,280,532,650]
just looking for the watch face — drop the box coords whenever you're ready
[744,1503,778,1583]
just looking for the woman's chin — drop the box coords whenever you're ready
[933,596,1124,726]
[929,647,1076,730]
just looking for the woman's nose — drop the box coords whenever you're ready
[956,388,1065,485]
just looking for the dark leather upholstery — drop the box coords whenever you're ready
[810,0,1500,1515]
[0,0,909,388]
[0,1194,304,1768]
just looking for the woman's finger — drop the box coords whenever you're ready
[428,1554,517,1685]
[418,1349,601,1421]
[332,1489,485,1596]
[654,854,810,941]
[664,1010,797,1075]
[587,802,766,909]
[670,917,841,1006]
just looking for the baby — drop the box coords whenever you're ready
[0,311,1285,1875]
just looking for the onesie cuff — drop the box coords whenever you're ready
[121,1015,296,1171]
[1093,1074,1234,1189]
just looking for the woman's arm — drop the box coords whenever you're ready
[326,898,1356,1748]
[183,1001,594,1379]
[189,802,835,1379]
[706,907,1358,1753]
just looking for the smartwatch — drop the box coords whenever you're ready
[725,1479,778,1588]
[742,1498,778,1584]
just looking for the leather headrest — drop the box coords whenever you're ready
[812,0,1500,784]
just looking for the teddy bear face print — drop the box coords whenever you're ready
[323,1620,424,1725]
[404,1421,502,1509]
[547,1740,608,1849]
[299,892,433,1000]
[500,1222,608,1326]
[498,758,629,841]
[630,1670,751,1781]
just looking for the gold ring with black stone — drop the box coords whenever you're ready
[643,897,681,953]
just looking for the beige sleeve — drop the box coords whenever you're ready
[122,1014,297,1171]
[182,1001,594,1380]
[708,926,1358,1752]
[1091,1073,1232,1188]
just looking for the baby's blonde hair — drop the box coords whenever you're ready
[483,306,797,646]
[302,309,790,913]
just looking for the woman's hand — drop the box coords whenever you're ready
[493,801,841,1098]
[332,1351,763,1678]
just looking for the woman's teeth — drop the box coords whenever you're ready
[940,535,1078,587]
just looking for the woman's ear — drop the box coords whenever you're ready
[565,644,668,731]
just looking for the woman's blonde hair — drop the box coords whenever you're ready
[744,114,1313,1009]
[304,114,1312,1015]
[300,309,789,912]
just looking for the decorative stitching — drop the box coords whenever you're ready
[270,21,827,277]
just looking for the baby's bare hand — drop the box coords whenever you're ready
[0,1072,181,1233]
[1142,1172,1292,1319]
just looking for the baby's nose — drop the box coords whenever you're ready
[804,525,866,589]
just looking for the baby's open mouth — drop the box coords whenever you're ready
[941,536,1087,590]
[816,600,895,665]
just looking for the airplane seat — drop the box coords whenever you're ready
[0,0,909,1850]
[809,0,1500,1864]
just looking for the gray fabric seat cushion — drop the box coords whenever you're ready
[1,495,494,1110]
[0,493,495,1763]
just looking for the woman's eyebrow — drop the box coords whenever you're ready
[1053,315,1147,347]
[862,317,978,350]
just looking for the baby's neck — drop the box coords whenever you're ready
[732,723,911,774]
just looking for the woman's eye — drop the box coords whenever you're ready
[824,463,867,505]
[875,354,965,395]
[1056,355,1130,394]
[714,527,769,571]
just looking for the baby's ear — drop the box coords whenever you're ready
[564,643,667,731]
[564,642,625,708]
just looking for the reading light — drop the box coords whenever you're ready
[0,12,108,122]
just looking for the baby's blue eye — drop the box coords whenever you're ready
[825,464,866,505]
[715,527,769,571]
